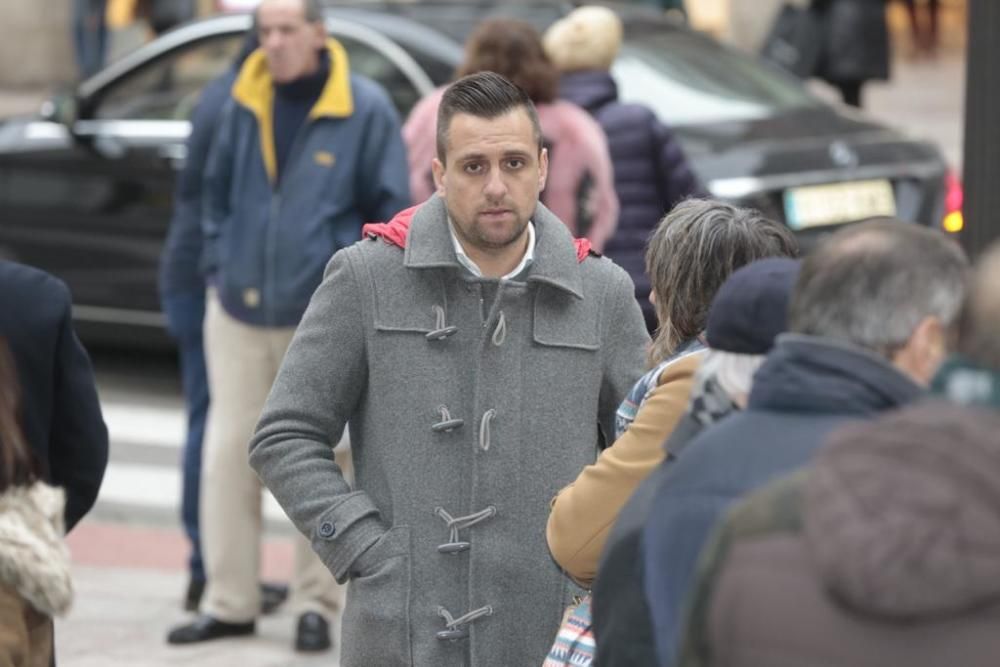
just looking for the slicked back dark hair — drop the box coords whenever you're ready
[436,71,543,164]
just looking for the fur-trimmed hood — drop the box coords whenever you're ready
[0,482,73,616]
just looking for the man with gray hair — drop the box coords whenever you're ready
[672,249,1000,667]
[167,0,409,651]
[635,218,968,666]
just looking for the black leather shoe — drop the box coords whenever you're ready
[294,612,332,652]
[166,615,255,645]
[260,581,289,615]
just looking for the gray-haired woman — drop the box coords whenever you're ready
[547,200,798,587]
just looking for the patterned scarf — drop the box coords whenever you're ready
[614,337,706,439]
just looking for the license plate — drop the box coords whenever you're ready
[784,179,896,230]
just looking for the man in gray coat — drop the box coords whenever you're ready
[249,71,648,666]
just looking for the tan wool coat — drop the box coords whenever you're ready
[547,351,703,585]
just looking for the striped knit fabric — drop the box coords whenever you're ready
[614,338,706,438]
[543,596,596,667]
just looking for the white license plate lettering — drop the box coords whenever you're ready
[784,180,896,230]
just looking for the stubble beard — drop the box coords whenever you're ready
[452,210,530,253]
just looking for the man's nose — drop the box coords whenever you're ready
[483,166,508,199]
[263,32,284,51]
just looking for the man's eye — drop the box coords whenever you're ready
[464,163,483,174]
[506,159,525,169]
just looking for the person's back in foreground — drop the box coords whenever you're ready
[677,241,1000,667]
[249,71,648,666]
[588,256,801,667]
[637,218,969,665]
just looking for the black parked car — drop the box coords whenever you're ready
[0,1,959,346]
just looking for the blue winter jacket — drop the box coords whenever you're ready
[203,39,410,327]
[559,71,705,330]
[159,32,258,302]
[640,335,924,666]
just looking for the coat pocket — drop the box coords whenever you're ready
[532,284,600,351]
[342,526,413,666]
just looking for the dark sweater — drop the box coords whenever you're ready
[273,51,329,183]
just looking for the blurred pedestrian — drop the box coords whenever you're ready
[676,241,1000,667]
[547,203,796,587]
[0,261,108,535]
[0,340,74,667]
[583,256,800,667]
[248,71,648,667]
[640,219,968,666]
[404,18,619,252]
[136,0,197,36]
[0,261,107,666]
[72,0,108,79]
[165,0,409,652]
[933,240,1000,409]
[629,0,688,21]
[157,28,286,615]
[544,6,706,331]
[901,0,941,54]
[811,0,891,107]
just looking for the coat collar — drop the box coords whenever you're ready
[559,71,618,113]
[404,196,585,299]
[231,38,354,183]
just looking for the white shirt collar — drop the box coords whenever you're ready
[448,219,536,280]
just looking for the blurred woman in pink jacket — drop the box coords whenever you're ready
[403,18,619,252]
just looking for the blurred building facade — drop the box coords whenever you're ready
[0,2,75,86]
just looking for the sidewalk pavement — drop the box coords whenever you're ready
[59,521,342,667]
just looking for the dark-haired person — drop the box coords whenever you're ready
[403,18,619,252]
[0,340,74,667]
[247,71,648,666]
[167,0,409,651]
[641,218,968,666]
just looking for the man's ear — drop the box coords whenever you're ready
[893,316,947,386]
[312,23,326,48]
[538,147,549,193]
[432,158,446,196]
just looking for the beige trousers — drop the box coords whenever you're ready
[200,293,346,623]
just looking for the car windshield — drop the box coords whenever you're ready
[614,30,820,126]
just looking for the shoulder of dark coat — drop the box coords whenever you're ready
[0,261,71,310]
[722,471,808,540]
[0,263,70,338]
[596,99,659,131]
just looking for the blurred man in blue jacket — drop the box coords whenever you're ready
[158,27,282,618]
[166,0,409,652]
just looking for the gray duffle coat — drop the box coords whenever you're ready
[249,195,648,666]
